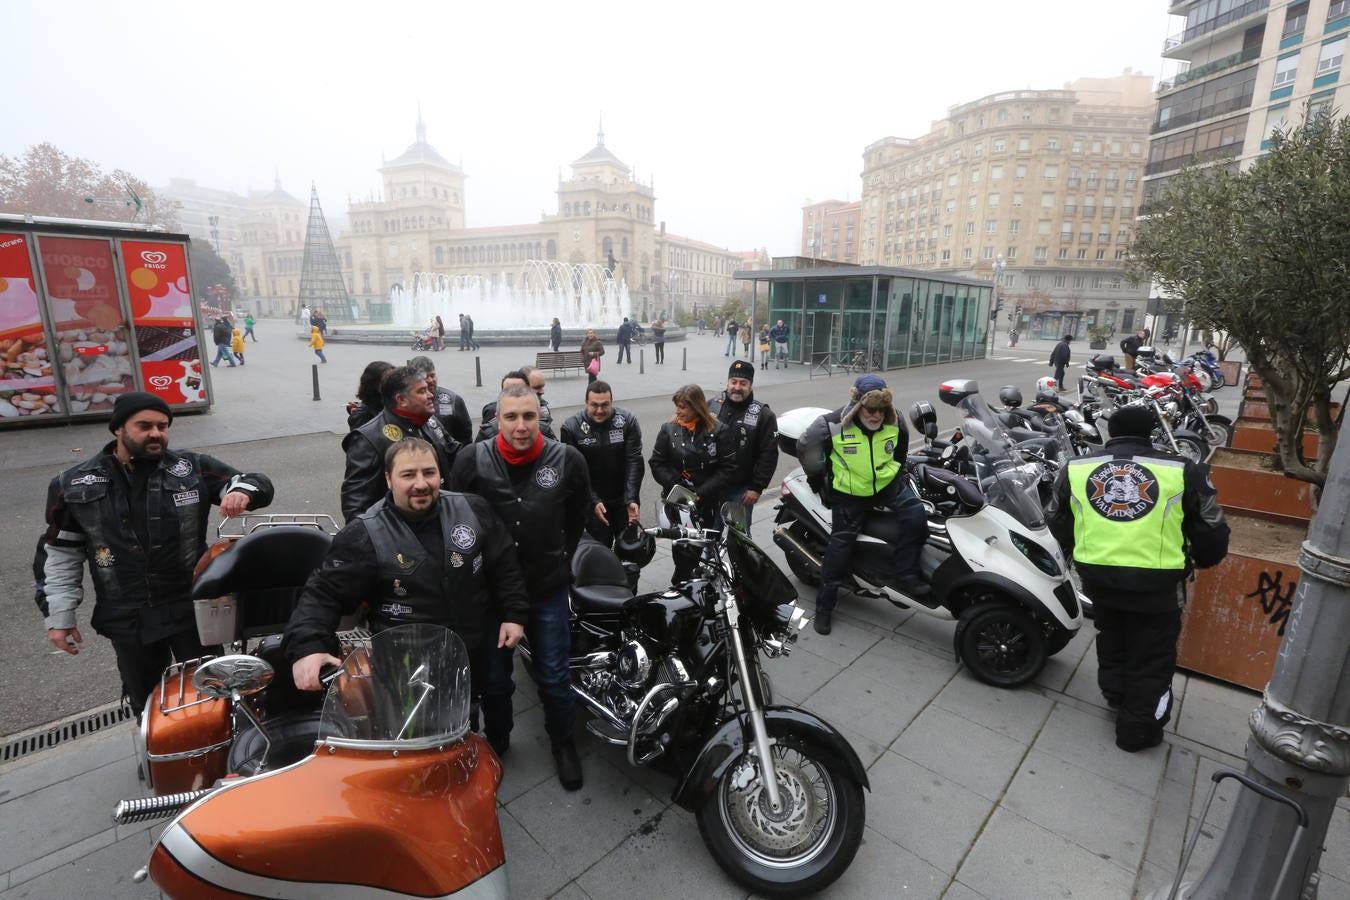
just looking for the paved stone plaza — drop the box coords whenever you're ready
[2,320,1345,899]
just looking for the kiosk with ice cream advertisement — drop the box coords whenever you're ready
[0,217,211,427]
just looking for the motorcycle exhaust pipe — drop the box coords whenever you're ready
[571,684,630,733]
[113,787,214,825]
[773,525,823,567]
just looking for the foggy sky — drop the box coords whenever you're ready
[4,0,1173,254]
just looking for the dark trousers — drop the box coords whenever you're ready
[551,338,561,352]
[243,326,256,341]
[481,585,575,744]
[617,341,632,363]
[113,628,216,716]
[816,484,927,616]
[1053,365,1067,391]
[459,331,469,350]
[1094,596,1183,747]
[654,342,665,363]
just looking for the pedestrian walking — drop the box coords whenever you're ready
[616,317,633,364]
[309,325,327,363]
[1049,333,1073,392]
[466,314,480,350]
[696,315,705,335]
[1050,404,1229,752]
[549,318,562,352]
[433,315,446,352]
[300,304,311,329]
[757,325,771,368]
[458,313,470,351]
[35,392,274,714]
[1009,329,1020,348]
[312,309,327,337]
[652,318,666,364]
[243,312,257,342]
[581,329,605,383]
[724,318,738,356]
[770,319,790,369]
[231,326,245,365]
[210,317,236,368]
[449,384,594,789]
[739,323,751,356]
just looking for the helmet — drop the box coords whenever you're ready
[908,400,937,437]
[614,522,656,568]
[1035,376,1058,395]
[997,385,1023,408]
[1034,389,1059,405]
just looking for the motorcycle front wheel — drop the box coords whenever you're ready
[955,604,1048,688]
[1171,433,1209,463]
[697,733,865,897]
[1192,414,1232,449]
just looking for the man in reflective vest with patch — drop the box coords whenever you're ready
[1050,404,1229,752]
[799,374,930,635]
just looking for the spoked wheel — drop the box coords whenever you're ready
[1171,433,1209,463]
[1195,415,1232,449]
[697,734,865,897]
[955,604,1047,687]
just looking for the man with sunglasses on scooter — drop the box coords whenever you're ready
[284,437,529,716]
[798,375,930,635]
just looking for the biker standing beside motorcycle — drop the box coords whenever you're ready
[709,360,779,527]
[797,375,929,635]
[1049,404,1229,752]
[649,383,735,536]
[449,384,593,790]
[1120,327,1150,371]
[408,355,473,445]
[560,379,644,548]
[36,392,275,716]
[341,366,459,523]
[284,437,527,700]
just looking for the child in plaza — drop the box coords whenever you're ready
[231,327,245,365]
[309,325,327,363]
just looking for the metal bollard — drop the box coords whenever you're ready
[682,347,687,371]
[475,355,482,388]
[639,348,645,375]
[312,364,320,401]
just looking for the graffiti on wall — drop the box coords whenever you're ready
[1246,570,1297,636]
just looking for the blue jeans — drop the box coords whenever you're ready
[720,486,755,528]
[482,585,574,743]
[212,344,236,366]
[816,483,927,615]
[725,333,737,355]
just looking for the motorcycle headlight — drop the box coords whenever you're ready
[1010,531,1062,577]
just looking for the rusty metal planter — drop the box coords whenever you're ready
[1230,420,1320,457]
[1208,447,1314,521]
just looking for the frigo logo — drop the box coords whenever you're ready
[139,250,168,268]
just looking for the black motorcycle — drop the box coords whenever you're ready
[520,487,867,897]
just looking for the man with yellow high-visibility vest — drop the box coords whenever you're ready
[799,375,930,636]
[1050,404,1229,752]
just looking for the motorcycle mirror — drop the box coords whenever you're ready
[191,654,275,700]
[722,501,748,532]
[940,444,955,460]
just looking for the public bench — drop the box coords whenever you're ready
[534,350,588,375]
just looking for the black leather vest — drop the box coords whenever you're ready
[471,439,570,591]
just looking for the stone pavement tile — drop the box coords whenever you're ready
[1134,860,1176,900]
[1174,676,1258,758]
[956,807,1136,900]
[0,831,150,900]
[1143,755,1192,875]
[0,757,141,875]
[932,673,1055,746]
[1320,873,1350,900]
[835,723,888,771]
[498,809,574,900]
[939,881,991,900]
[893,706,1028,802]
[847,634,959,697]
[506,753,664,884]
[790,827,947,900]
[1176,815,1224,879]
[791,615,882,669]
[548,884,594,900]
[865,751,995,875]
[1031,650,1081,693]
[1188,754,1243,831]
[892,609,960,652]
[1164,743,1200,789]
[577,807,749,900]
[802,669,927,748]
[1322,804,1350,884]
[1002,749,1155,873]
[1032,704,1167,797]
[836,592,916,633]
[0,724,133,806]
[496,712,600,805]
[761,647,842,706]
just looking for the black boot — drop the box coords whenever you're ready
[552,739,583,790]
[897,576,932,600]
[813,610,832,635]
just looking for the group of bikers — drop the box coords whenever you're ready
[35,340,1228,773]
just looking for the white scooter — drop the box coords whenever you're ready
[772,379,1083,687]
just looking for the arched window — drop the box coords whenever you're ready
[602,236,613,258]
[435,247,444,265]
[621,237,629,257]
[546,239,557,260]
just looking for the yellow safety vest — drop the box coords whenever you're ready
[1067,454,1187,571]
[829,421,902,498]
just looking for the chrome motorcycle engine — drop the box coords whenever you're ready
[578,638,695,744]
[615,640,651,690]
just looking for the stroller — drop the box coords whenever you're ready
[410,326,436,352]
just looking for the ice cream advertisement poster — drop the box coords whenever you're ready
[0,233,61,420]
[119,240,205,406]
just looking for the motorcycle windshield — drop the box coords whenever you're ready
[956,396,1048,530]
[317,624,471,750]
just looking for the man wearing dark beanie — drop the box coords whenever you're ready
[710,359,778,526]
[1050,402,1229,752]
[35,391,275,717]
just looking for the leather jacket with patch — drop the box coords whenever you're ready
[282,491,529,662]
[710,392,779,494]
[433,386,473,445]
[38,444,274,641]
[559,407,644,507]
[341,408,459,522]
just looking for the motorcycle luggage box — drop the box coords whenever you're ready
[775,406,831,446]
[192,526,334,641]
[140,662,231,795]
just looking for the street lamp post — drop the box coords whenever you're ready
[988,254,1006,354]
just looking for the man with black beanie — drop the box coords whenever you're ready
[35,392,274,715]
[710,360,778,526]
[1050,403,1229,752]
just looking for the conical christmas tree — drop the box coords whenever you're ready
[298,185,353,322]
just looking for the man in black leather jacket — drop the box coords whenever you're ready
[449,384,593,790]
[476,370,556,442]
[710,360,778,526]
[560,379,644,548]
[284,437,528,697]
[37,392,274,713]
[408,355,473,444]
[341,365,459,522]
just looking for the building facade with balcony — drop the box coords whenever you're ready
[858,74,1155,342]
[800,199,861,263]
[1146,0,1350,212]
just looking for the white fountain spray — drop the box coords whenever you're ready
[390,260,631,329]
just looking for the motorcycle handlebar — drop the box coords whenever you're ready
[644,525,704,541]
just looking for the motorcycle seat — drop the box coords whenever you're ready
[193,526,333,637]
[916,466,985,510]
[571,537,634,612]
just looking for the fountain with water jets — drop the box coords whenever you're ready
[390,260,631,329]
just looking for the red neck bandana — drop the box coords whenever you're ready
[495,431,544,466]
[392,407,431,428]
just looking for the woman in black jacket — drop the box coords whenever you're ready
[649,384,734,529]
[345,360,393,430]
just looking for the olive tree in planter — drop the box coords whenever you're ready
[1130,110,1350,492]
[1086,324,1113,350]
